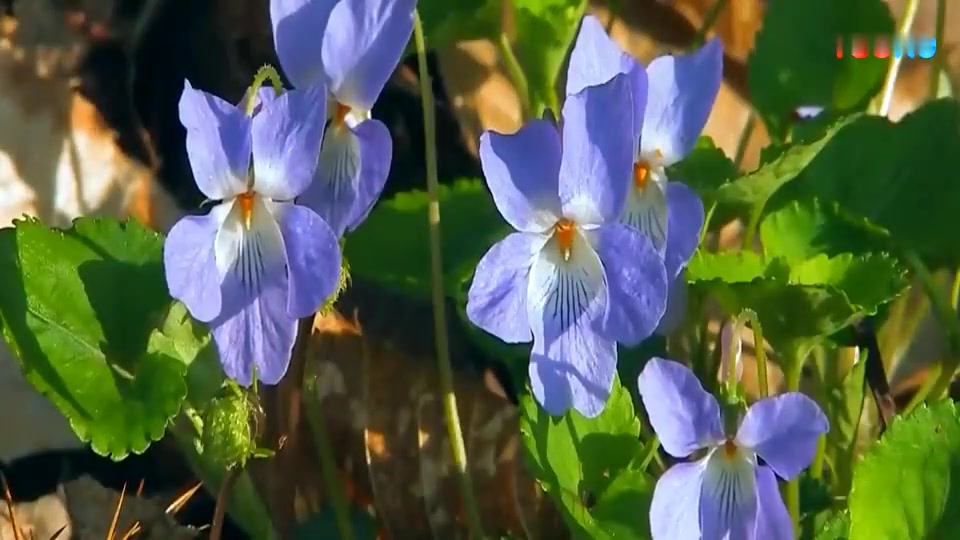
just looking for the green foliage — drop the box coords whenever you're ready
[0,218,196,459]
[748,0,893,139]
[686,250,907,359]
[519,375,653,539]
[669,136,739,228]
[346,178,509,299]
[849,401,960,539]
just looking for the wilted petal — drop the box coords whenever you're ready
[736,393,829,480]
[641,38,723,164]
[638,358,723,457]
[211,279,297,386]
[558,75,634,226]
[322,0,416,111]
[649,462,703,540]
[480,120,563,233]
[275,202,342,318]
[655,272,688,336]
[178,81,250,200]
[565,14,637,96]
[252,82,328,200]
[270,0,335,88]
[752,466,793,539]
[593,223,667,345]
[700,447,757,540]
[527,230,614,417]
[622,177,667,254]
[466,232,547,343]
[210,195,294,385]
[664,181,704,279]
[163,213,222,322]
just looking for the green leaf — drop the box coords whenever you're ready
[715,114,859,230]
[669,136,739,227]
[346,179,510,299]
[0,217,190,459]
[760,198,890,263]
[822,358,867,496]
[814,510,850,540]
[748,0,893,138]
[415,0,498,51]
[686,251,907,357]
[849,400,960,540]
[519,375,651,539]
[513,0,588,113]
[768,99,960,268]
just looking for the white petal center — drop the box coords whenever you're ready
[319,121,361,193]
[700,441,758,534]
[621,150,668,251]
[214,193,287,296]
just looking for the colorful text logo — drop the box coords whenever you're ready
[836,35,937,59]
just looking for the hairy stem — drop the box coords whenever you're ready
[413,10,487,538]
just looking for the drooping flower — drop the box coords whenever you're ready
[566,16,723,333]
[637,358,828,540]
[466,71,668,418]
[269,0,415,237]
[164,81,342,386]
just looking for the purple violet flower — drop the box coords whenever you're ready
[466,63,668,418]
[164,81,342,386]
[269,0,415,236]
[566,16,723,333]
[638,358,829,539]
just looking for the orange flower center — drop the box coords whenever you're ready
[238,191,255,229]
[633,160,651,190]
[722,438,738,458]
[554,218,576,261]
[333,102,350,127]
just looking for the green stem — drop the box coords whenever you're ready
[927,0,946,99]
[809,435,827,481]
[736,309,768,398]
[691,0,729,47]
[877,0,920,116]
[497,32,532,120]
[733,113,755,170]
[784,350,805,534]
[303,384,355,540]
[638,436,660,471]
[906,254,960,402]
[413,11,486,539]
[244,64,285,115]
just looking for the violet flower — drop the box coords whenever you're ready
[638,358,828,539]
[466,67,667,417]
[164,81,342,386]
[270,0,415,236]
[566,16,723,333]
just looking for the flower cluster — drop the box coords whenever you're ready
[466,15,722,417]
[163,0,415,385]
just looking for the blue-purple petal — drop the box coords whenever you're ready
[344,118,392,232]
[479,119,563,233]
[466,232,545,343]
[663,181,704,279]
[321,0,416,110]
[527,232,614,417]
[252,81,328,200]
[637,357,723,457]
[593,223,667,345]
[649,462,703,540]
[558,75,634,226]
[752,466,793,539]
[641,37,723,164]
[163,213,222,323]
[655,272,688,336]
[736,392,829,481]
[211,278,297,386]
[565,14,638,96]
[270,0,335,88]
[277,203,342,318]
[178,81,251,200]
[298,123,361,237]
